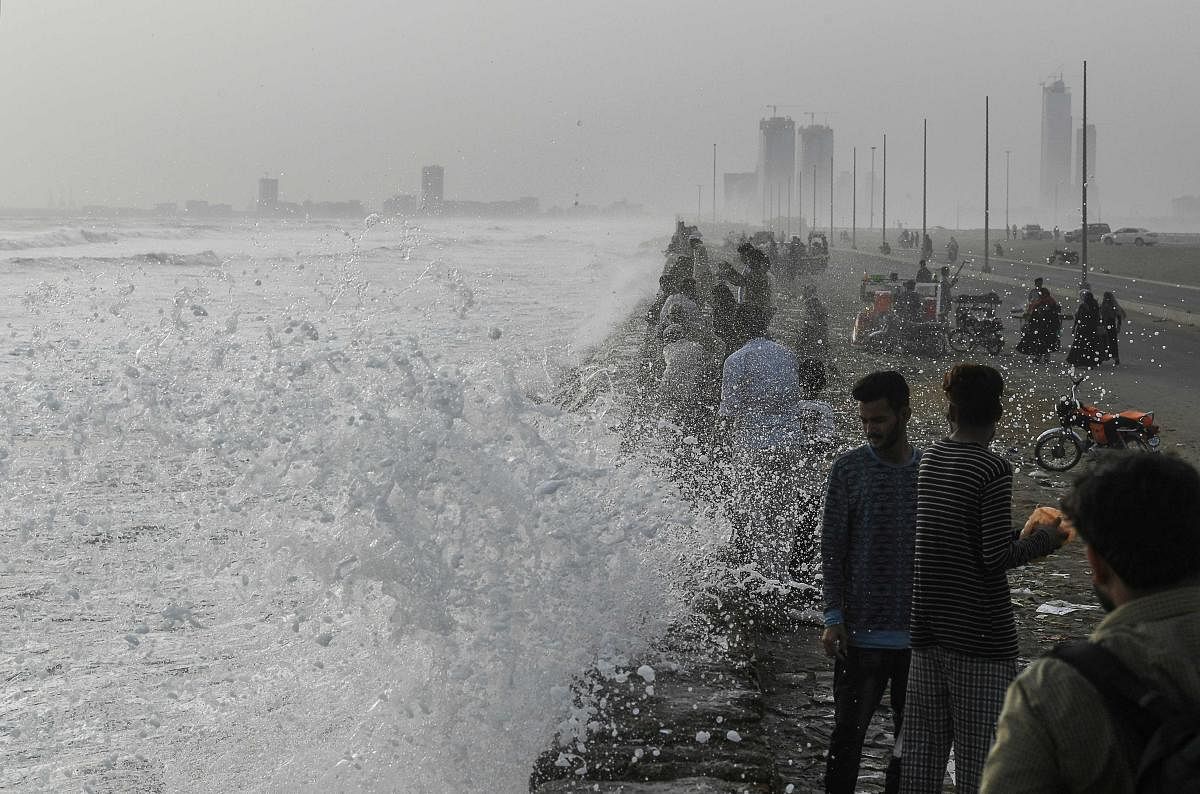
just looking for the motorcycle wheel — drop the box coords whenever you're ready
[1035,430,1084,472]
[948,329,973,353]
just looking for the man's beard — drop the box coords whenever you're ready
[1093,583,1117,613]
[869,424,902,452]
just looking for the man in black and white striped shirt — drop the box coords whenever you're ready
[900,364,1069,794]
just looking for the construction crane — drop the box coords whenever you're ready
[763,106,834,126]
[764,104,805,118]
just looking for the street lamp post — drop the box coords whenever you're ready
[882,134,888,249]
[798,169,803,234]
[1005,149,1011,240]
[852,147,857,249]
[985,96,990,273]
[697,184,703,224]
[922,119,928,254]
[870,146,876,232]
[1081,60,1091,293]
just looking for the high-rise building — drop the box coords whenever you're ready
[1075,123,1097,207]
[758,116,796,224]
[257,177,279,212]
[1040,79,1072,213]
[799,125,835,222]
[421,165,445,213]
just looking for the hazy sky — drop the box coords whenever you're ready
[2,0,1197,224]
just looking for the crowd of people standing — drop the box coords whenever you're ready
[1013,276,1127,368]
[639,223,1197,793]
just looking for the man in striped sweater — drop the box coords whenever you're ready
[900,364,1069,794]
[821,371,920,794]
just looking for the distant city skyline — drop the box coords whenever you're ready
[2,1,1198,225]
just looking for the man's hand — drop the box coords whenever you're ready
[821,623,848,660]
[1041,518,1071,550]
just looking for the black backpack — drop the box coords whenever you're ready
[1051,640,1200,793]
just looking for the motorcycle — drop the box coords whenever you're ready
[947,293,1005,356]
[1034,375,1160,471]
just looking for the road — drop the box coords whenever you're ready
[832,247,1200,460]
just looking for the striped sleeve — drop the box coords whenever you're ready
[911,439,1051,658]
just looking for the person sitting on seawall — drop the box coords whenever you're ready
[688,237,712,304]
[915,260,933,283]
[657,277,703,331]
[709,282,742,361]
[796,283,829,360]
[716,303,809,601]
[664,253,694,284]
[721,243,774,315]
[646,273,678,327]
[787,357,838,587]
[981,453,1200,794]
[658,322,709,439]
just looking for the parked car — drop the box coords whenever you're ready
[1021,224,1053,240]
[1101,227,1158,246]
[1063,222,1111,243]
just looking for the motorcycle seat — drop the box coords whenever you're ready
[1093,410,1154,428]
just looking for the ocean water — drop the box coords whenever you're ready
[0,215,728,791]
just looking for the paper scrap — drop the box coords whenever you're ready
[1035,599,1101,615]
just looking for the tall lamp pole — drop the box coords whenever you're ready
[829,155,834,244]
[922,118,928,254]
[985,96,991,273]
[870,146,876,231]
[1081,60,1090,292]
[696,184,703,223]
[882,133,888,248]
[852,147,858,249]
[798,169,803,234]
[1005,149,1011,239]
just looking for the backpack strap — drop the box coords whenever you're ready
[1050,640,1173,742]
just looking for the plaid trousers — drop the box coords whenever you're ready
[899,646,1016,794]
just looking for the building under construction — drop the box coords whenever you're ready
[720,113,835,230]
[758,115,796,227]
[799,123,834,226]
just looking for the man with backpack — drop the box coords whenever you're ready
[981,453,1200,793]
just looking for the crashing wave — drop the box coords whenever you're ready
[0,225,206,251]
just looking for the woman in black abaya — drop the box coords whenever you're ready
[1066,291,1103,368]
